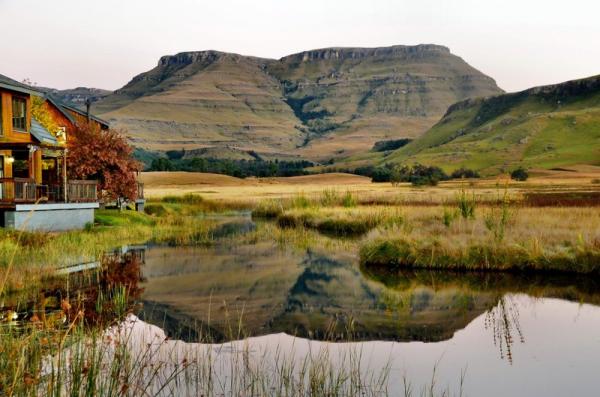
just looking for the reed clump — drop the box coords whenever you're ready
[277,207,403,237]
[360,234,600,274]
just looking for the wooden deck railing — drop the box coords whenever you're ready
[0,179,98,204]
[0,178,38,203]
[66,180,98,203]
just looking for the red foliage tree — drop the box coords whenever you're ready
[67,122,141,201]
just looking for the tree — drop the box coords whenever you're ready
[68,122,141,201]
[510,167,529,181]
[150,158,175,171]
[31,95,61,138]
[390,163,449,186]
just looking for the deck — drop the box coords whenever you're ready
[0,178,98,208]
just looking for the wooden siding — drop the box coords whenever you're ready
[0,89,33,144]
[42,101,76,135]
[66,109,109,130]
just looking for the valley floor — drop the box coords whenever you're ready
[140,165,600,203]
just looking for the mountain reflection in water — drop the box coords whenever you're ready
[137,230,600,358]
[130,223,600,396]
[15,214,598,397]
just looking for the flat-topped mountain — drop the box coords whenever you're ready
[94,44,503,159]
[385,74,600,174]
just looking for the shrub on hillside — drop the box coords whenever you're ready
[451,167,480,179]
[510,167,529,181]
[390,163,449,186]
[371,167,393,182]
[372,138,413,152]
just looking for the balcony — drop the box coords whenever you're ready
[0,178,98,205]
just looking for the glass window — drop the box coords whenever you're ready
[12,97,27,131]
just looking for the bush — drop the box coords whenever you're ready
[510,167,529,181]
[371,167,392,182]
[372,138,413,152]
[390,163,449,186]
[451,168,480,179]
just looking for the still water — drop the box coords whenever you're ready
[133,214,600,396]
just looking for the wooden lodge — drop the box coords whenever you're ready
[0,74,107,230]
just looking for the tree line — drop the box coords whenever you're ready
[148,156,314,178]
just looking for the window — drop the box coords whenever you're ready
[12,97,27,131]
[0,96,3,135]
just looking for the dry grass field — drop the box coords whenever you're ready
[140,166,600,204]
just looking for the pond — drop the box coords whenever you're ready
[128,213,600,396]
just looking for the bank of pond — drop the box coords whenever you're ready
[0,192,599,396]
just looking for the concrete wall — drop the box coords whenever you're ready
[4,203,99,231]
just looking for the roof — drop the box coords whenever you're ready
[60,103,110,129]
[0,74,41,96]
[44,95,78,125]
[31,117,59,145]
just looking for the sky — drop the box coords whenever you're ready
[1,0,598,92]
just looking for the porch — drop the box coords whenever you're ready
[0,178,98,206]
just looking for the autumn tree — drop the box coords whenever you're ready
[67,122,141,201]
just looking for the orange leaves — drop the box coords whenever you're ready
[68,122,141,201]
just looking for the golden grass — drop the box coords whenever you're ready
[141,168,600,204]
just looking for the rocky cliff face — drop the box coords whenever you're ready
[95,44,503,159]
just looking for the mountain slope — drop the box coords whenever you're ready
[40,87,112,108]
[95,45,503,159]
[269,45,502,159]
[96,51,303,153]
[385,75,600,174]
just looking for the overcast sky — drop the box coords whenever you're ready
[1,0,598,92]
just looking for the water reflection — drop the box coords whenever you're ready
[5,213,600,396]
[138,233,600,365]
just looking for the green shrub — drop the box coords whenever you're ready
[510,167,529,181]
[451,168,480,179]
[390,163,449,187]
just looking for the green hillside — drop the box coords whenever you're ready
[94,45,502,160]
[384,75,600,174]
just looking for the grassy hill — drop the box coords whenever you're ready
[384,74,600,174]
[94,45,502,160]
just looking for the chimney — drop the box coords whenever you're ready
[85,98,91,122]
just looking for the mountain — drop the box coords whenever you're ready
[94,45,502,159]
[40,87,112,108]
[384,74,600,174]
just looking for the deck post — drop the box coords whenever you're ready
[63,149,68,203]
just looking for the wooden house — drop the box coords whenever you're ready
[0,74,99,230]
